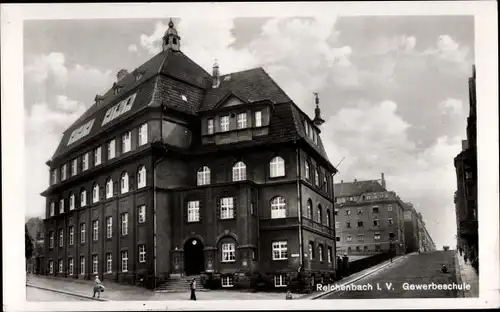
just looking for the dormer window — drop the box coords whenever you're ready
[220,116,230,132]
[237,113,247,129]
[254,111,262,127]
[207,119,214,135]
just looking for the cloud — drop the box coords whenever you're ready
[128,44,138,53]
[439,98,463,115]
[424,34,472,74]
[25,52,68,87]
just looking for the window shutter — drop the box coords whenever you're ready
[216,199,221,220]
[232,198,237,219]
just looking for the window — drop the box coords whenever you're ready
[107,139,116,160]
[80,189,87,207]
[272,241,288,260]
[121,213,128,236]
[346,236,353,241]
[316,205,322,223]
[220,115,229,132]
[254,111,262,127]
[61,164,67,181]
[221,243,236,262]
[328,247,333,263]
[326,210,331,227]
[92,220,98,241]
[220,197,234,219]
[121,172,129,194]
[271,196,286,219]
[59,229,64,247]
[334,209,339,216]
[357,221,364,228]
[221,276,234,287]
[138,205,146,223]
[232,161,246,181]
[68,258,74,275]
[137,166,146,188]
[138,123,148,146]
[58,259,63,273]
[69,193,75,211]
[122,132,131,153]
[51,170,57,185]
[92,255,98,274]
[92,184,99,203]
[94,146,102,166]
[305,161,310,180]
[335,221,340,229]
[388,218,394,225]
[358,234,364,241]
[324,175,328,192]
[69,226,74,245]
[138,245,146,263]
[106,253,112,273]
[50,202,55,217]
[388,204,393,211]
[82,153,89,171]
[374,233,381,240]
[319,245,324,262]
[71,158,77,176]
[121,251,128,272]
[106,217,112,238]
[375,245,381,252]
[346,220,351,228]
[59,199,64,214]
[106,178,114,199]
[197,166,210,186]
[79,256,85,275]
[345,209,351,216]
[373,206,379,213]
[308,242,314,260]
[274,275,288,287]
[315,169,319,186]
[269,156,285,177]
[373,219,380,227]
[237,113,247,129]
[49,260,54,274]
[307,200,312,219]
[80,223,86,243]
[49,232,54,249]
[357,208,363,215]
[187,201,200,222]
[207,118,214,134]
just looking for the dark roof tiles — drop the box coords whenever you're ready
[334,180,386,197]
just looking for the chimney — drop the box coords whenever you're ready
[312,93,325,126]
[117,69,129,82]
[461,140,469,151]
[381,173,386,189]
[212,60,220,88]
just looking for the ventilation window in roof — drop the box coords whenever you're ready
[181,95,187,101]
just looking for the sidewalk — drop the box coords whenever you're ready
[455,251,479,297]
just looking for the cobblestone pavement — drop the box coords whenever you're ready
[26,286,90,301]
[321,251,469,299]
[455,250,479,297]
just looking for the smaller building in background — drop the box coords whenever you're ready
[333,173,406,256]
[403,204,435,253]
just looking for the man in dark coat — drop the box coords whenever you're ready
[189,277,197,300]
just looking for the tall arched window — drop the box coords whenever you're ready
[106,178,114,199]
[50,201,55,216]
[270,156,285,178]
[121,172,129,194]
[69,193,75,211]
[232,161,247,182]
[307,199,313,219]
[270,196,286,219]
[315,168,320,186]
[137,165,146,188]
[92,184,99,203]
[316,204,322,224]
[197,166,210,186]
[80,189,87,207]
[324,175,328,192]
[326,209,331,227]
[305,161,310,180]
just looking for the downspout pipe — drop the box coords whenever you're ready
[295,141,303,269]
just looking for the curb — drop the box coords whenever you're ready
[311,253,413,300]
[26,284,109,301]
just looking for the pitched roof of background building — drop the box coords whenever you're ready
[333,180,386,197]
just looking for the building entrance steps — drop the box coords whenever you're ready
[455,250,479,297]
[155,275,205,292]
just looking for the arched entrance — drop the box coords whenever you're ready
[184,237,205,275]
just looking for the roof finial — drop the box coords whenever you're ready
[312,92,325,126]
[169,18,174,28]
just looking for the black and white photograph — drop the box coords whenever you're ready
[2,2,498,311]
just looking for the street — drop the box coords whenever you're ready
[321,251,466,299]
[26,286,91,301]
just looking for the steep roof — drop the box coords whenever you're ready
[199,68,292,111]
[334,180,386,197]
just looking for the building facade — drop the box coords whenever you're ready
[333,174,406,256]
[454,65,478,269]
[40,21,338,290]
[404,205,435,253]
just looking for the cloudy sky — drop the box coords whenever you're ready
[23,15,474,249]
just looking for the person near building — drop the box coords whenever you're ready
[285,290,293,300]
[189,277,197,300]
[92,275,104,298]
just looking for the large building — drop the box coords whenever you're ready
[454,65,478,269]
[403,204,435,253]
[40,21,339,290]
[333,174,406,256]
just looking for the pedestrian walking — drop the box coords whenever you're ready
[459,247,463,256]
[93,275,103,298]
[189,277,197,300]
[285,290,293,300]
[463,252,468,264]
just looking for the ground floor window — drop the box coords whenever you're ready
[92,255,98,274]
[274,274,288,287]
[80,256,85,275]
[68,258,74,275]
[375,244,381,252]
[121,251,128,272]
[58,259,63,273]
[221,275,234,287]
[49,260,54,274]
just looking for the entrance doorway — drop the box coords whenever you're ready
[184,238,205,275]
